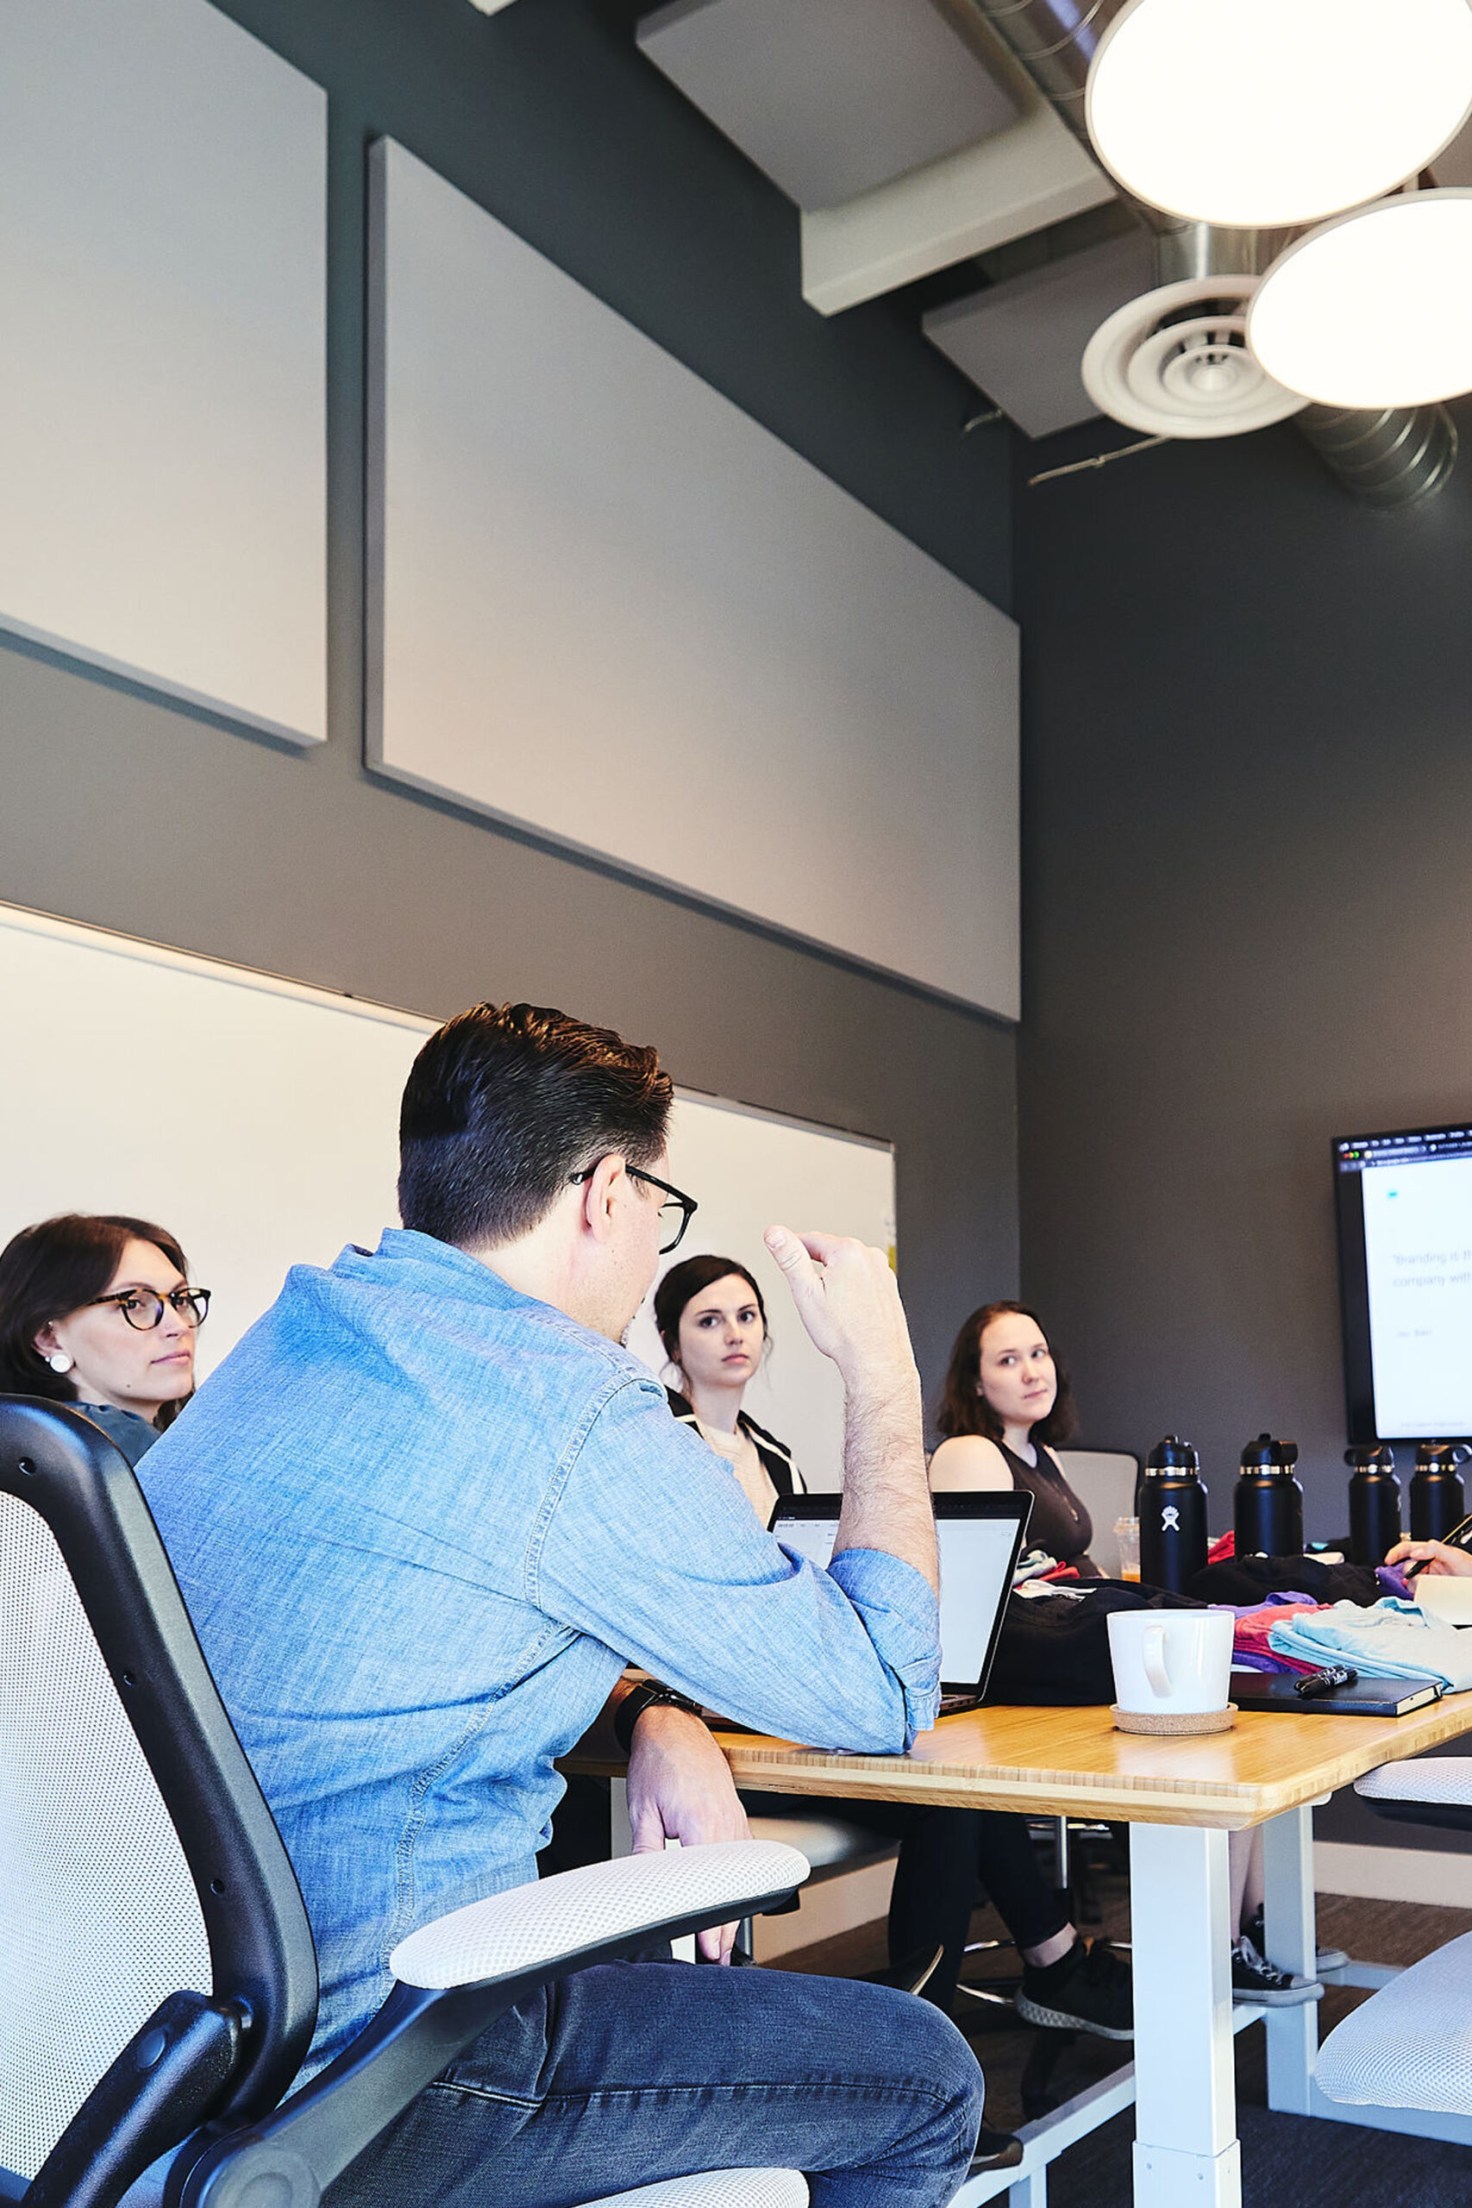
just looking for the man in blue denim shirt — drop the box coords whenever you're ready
[140,1002,983,2205]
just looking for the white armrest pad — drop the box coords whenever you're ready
[389,1839,810,1990]
[584,2170,807,2206]
[1316,1928,1472,2114]
[1355,1757,1472,1808]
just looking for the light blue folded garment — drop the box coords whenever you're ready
[1267,1597,1472,1691]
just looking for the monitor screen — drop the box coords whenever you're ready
[1335,1119,1472,1443]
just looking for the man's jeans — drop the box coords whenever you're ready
[326,1959,985,2206]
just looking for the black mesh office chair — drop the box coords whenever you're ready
[0,1399,809,2208]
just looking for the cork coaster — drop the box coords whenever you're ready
[1111,1703,1237,1737]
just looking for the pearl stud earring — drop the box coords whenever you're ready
[47,1350,75,1375]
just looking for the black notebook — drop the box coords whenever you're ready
[1231,1670,1443,1718]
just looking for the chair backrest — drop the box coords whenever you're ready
[0,1399,317,2185]
[1053,1450,1141,1576]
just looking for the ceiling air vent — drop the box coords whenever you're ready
[1082,274,1306,438]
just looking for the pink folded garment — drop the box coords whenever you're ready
[1233,1600,1328,1676]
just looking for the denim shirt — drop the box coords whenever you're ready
[138,1229,940,2068]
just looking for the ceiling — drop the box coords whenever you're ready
[631,0,1472,442]
[635,0,1144,438]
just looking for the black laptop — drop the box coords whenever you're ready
[768,1491,1033,1715]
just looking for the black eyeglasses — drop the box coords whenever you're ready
[568,1163,698,1254]
[88,1286,212,1332]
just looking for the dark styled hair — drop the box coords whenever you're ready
[0,1212,193,1425]
[397,1000,673,1249]
[935,1300,1077,1447]
[653,1254,768,1371]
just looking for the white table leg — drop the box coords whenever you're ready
[1261,1804,1318,2115]
[610,1774,633,1857]
[1129,1822,1241,2207]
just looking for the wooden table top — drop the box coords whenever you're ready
[709,1695,1472,1830]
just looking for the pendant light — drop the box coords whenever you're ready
[1247,190,1472,408]
[1086,0,1472,229]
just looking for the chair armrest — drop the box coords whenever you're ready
[174,1842,809,2208]
[1355,1757,1472,1834]
[391,1839,810,1989]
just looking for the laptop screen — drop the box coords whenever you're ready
[768,1493,1032,1699]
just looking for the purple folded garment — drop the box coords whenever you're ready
[1220,1594,1315,1617]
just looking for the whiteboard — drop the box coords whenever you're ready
[0,907,893,1484]
[368,138,1019,1018]
[0,0,327,744]
[0,909,425,1372]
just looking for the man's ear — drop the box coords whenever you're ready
[575,1153,626,1244]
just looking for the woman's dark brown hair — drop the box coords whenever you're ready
[654,1253,769,1374]
[935,1300,1077,1448]
[0,1212,193,1425]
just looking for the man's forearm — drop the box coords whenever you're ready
[832,1365,938,1592]
[763,1225,937,1593]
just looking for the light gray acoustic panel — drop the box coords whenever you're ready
[368,141,1019,1018]
[925,232,1157,438]
[0,0,327,744]
[638,0,1019,211]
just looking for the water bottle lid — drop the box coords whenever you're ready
[1416,1441,1471,1470]
[1240,1431,1298,1470]
[1146,1434,1199,1472]
[1345,1444,1396,1471]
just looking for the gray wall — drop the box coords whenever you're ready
[1016,411,1472,1533]
[0,0,1018,1401]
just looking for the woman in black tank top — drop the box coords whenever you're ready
[930,1303,1319,2004]
[930,1301,1095,1572]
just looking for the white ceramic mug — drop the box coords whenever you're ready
[1107,1608,1234,1716]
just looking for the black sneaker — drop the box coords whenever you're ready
[1230,1934,1323,2006]
[970,2124,1024,2173]
[1245,1905,1347,1976]
[1016,1938,1133,2040]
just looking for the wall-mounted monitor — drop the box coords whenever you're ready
[1335,1119,1472,1443]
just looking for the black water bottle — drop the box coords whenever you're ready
[1346,1445,1401,1565]
[1235,1433,1305,1559]
[1411,1443,1469,1541]
[1139,1435,1209,1592]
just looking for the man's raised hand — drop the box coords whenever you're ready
[763,1226,917,1393]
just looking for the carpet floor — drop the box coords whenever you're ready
[776,1864,1472,2205]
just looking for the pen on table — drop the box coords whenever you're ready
[1296,1665,1358,1697]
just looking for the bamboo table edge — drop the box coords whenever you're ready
[558,1696,1472,1832]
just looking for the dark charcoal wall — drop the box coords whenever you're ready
[1019,408,1472,1854]
[0,0,1019,1399]
[1016,409,1472,1531]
